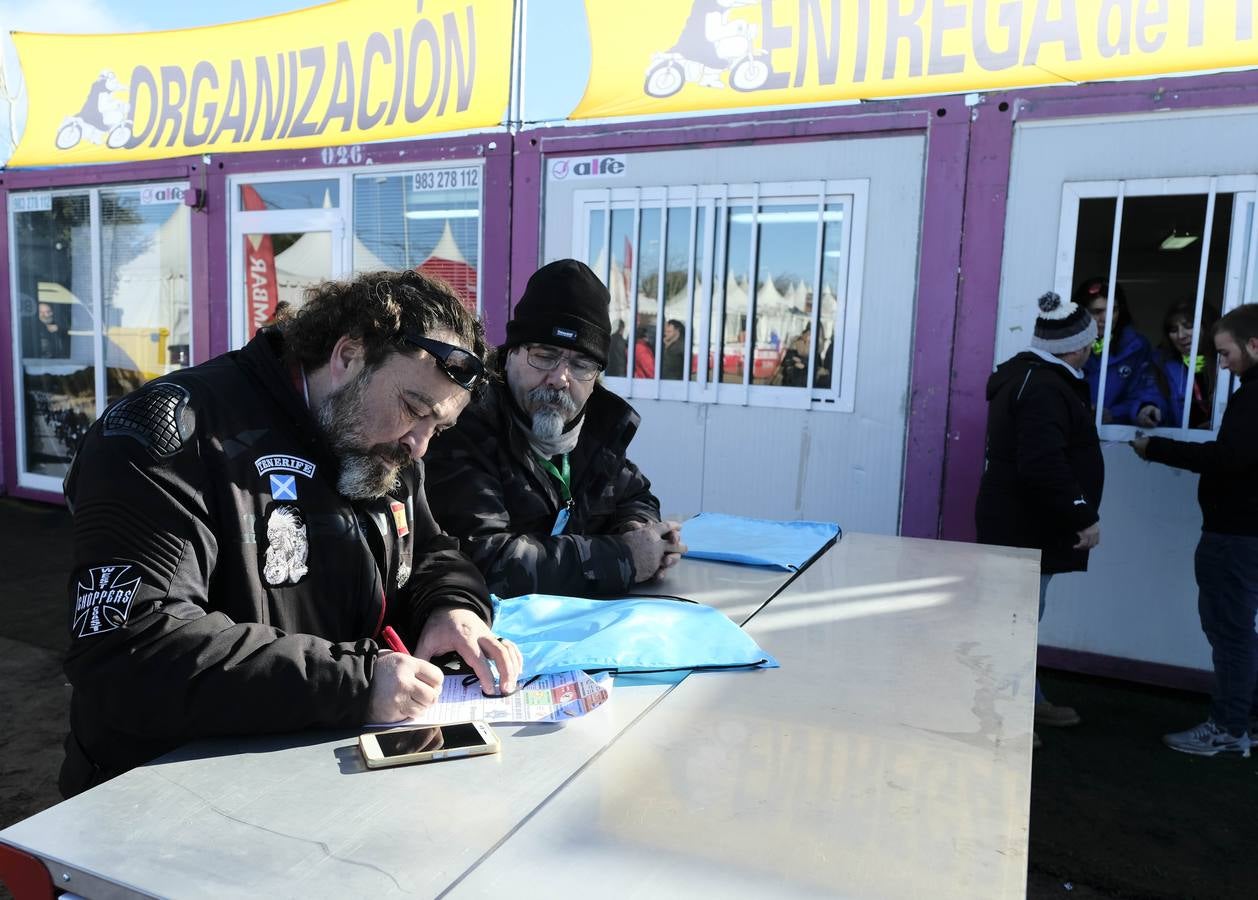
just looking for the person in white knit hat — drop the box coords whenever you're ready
[976,291,1102,747]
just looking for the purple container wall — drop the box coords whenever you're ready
[4,69,1258,538]
[512,97,972,539]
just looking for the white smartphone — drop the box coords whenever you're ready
[359,721,499,769]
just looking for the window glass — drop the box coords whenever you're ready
[721,204,752,384]
[14,193,93,478]
[606,208,635,377]
[1069,192,1232,431]
[660,206,692,381]
[239,179,339,210]
[755,203,817,387]
[353,168,481,312]
[815,202,845,389]
[100,187,192,406]
[688,207,707,384]
[634,208,661,379]
[243,231,333,340]
[576,183,859,406]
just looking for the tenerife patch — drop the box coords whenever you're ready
[255,454,316,478]
[74,565,141,638]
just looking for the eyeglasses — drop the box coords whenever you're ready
[399,332,485,391]
[524,345,602,382]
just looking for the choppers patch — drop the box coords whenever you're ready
[74,565,141,638]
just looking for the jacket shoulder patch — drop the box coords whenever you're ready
[102,383,195,458]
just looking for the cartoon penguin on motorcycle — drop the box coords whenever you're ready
[644,0,773,98]
[55,70,134,151]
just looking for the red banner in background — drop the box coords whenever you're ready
[241,185,278,340]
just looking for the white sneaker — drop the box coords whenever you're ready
[1163,720,1252,758]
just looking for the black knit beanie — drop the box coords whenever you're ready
[506,259,611,366]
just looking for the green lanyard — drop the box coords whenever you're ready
[534,452,573,505]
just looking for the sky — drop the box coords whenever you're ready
[0,0,316,33]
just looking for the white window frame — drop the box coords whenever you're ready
[8,182,192,493]
[1055,175,1258,443]
[573,178,867,412]
[227,160,486,348]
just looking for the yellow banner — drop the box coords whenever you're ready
[10,0,511,166]
[576,0,1258,119]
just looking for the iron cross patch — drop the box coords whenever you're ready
[73,565,142,638]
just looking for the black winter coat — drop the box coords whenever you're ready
[1146,365,1258,536]
[425,380,661,597]
[60,329,491,795]
[975,352,1104,574]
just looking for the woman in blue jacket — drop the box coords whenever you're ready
[1077,277,1158,424]
[1147,300,1218,429]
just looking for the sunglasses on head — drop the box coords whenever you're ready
[398,331,485,391]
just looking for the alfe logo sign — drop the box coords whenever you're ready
[549,155,627,181]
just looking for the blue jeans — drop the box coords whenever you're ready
[1195,532,1258,737]
[1035,573,1052,705]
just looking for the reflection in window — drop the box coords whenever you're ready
[1069,191,1232,430]
[634,208,660,379]
[755,204,819,387]
[608,208,636,377]
[354,168,481,312]
[660,207,692,381]
[243,231,333,340]
[239,179,339,210]
[11,184,193,483]
[579,184,858,406]
[14,194,93,478]
[721,205,752,384]
[101,188,192,406]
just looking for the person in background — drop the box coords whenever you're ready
[1077,277,1158,425]
[661,319,686,380]
[36,300,70,358]
[1133,303,1258,757]
[426,259,683,599]
[634,325,655,378]
[58,270,521,796]
[976,290,1103,747]
[1141,300,1218,430]
[606,319,628,377]
[779,322,814,387]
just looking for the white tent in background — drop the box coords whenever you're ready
[109,204,191,346]
[273,232,388,308]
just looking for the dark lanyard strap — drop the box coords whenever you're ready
[534,452,573,505]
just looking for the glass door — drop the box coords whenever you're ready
[229,177,347,346]
[9,185,192,491]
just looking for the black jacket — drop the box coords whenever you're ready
[975,351,1104,574]
[425,379,661,597]
[1146,365,1258,536]
[60,330,491,795]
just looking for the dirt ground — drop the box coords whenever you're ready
[1,497,1255,898]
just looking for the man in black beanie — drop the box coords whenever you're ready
[425,259,684,598]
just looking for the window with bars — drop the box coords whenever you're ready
[573,179,867,411]
[1056,176,1258,442]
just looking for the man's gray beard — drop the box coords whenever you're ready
[315,369,406,499]
[526,386,579,441]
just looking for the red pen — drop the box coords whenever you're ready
[380,625,410,655]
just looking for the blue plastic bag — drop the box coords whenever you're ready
[681,512,840,570]
[492,594,779,677]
